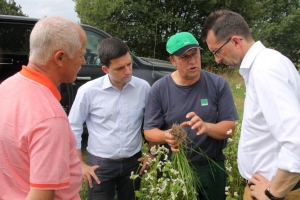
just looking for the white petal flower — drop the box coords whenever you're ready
[226,167,232,172]
[150,146,157,155]
[225,186,230,191]
[183,186,187,196]
[226,129,233,135]
[130,171,139,179]
[171,192,177,200]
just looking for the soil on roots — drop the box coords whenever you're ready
[170,124,187,142]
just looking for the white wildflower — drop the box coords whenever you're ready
[150,187,155,194]
[182,186,187,196]
[150,146,157,155]
[226,129,233,135]
[130,171,139,179]
[226,166,232,172]
[171,192,177,200]
[145,173,153,181]
[170,168,179,175]
[234,192,238,197]
[164,154,168,160]
[225,186,230,191]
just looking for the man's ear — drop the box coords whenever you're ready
[102,65,109,74]
[169,55,177,68]
[54,51,64,66]
[232,36,242,48]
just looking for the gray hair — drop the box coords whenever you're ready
[29,17,82,65]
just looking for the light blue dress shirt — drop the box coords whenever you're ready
[68,74,151,159]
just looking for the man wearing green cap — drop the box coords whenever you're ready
[143,31,239,199]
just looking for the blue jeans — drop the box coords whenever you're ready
[88,152,141,200]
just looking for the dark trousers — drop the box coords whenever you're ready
[193,160,227,200]
[88,152,141,200]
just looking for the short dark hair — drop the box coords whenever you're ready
[201,10,252,42]
[97,37,130,67]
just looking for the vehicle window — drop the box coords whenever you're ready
[0,24,32,82]
[0,25,31,55]
[84,30,104,65]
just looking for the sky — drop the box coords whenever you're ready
[13,0,80,23]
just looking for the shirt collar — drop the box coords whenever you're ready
[239,41,266,82]
[240,41,266,69]
[19,66,61,101]
[102,74,135,90]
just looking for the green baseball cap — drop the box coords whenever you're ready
[166,32,201,57]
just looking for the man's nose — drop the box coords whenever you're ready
[214,55,222,64]
[125,66,131,74]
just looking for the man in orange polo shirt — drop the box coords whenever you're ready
[0,16,86,199]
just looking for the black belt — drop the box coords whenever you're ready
[89,151,141,161]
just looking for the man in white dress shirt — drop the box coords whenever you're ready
[68,37,151,200]
[201,10,300,200]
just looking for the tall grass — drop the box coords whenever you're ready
[221,70,246,200]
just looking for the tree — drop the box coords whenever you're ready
[75,0,257,65]
[75,0,300,67]
[251,0,300,65]
[0,0,26,16]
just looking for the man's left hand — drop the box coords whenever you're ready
[248,174,270,200]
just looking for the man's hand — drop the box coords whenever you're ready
[248,174,270,200]
[138,153,155,175]
[181,112,208,135]
[164,130,181,152]
[81,163,100,188]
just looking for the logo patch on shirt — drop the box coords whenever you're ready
[200,99,208,106]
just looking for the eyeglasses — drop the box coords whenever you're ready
[211,37,231,57]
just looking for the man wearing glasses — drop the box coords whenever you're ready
[143,32,239,200]
[201,10,300,200]
[211,37,231,58]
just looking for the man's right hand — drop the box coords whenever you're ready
[81,163,100,188]
[164,130,181,152]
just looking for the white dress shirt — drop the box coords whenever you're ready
[238,41,300,180]
[68,74,151,159]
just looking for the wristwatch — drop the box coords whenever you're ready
[264,187,285,200]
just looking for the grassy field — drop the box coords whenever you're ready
[79,69,247,200]
[222,70,246,200]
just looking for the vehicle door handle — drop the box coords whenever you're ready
[77,76,91,81]
[0,58,13,64]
